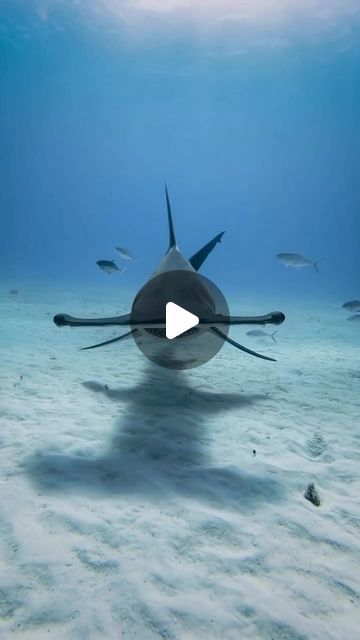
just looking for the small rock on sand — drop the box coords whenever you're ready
[304,483,321,507]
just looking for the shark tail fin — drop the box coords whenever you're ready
[313,260,319,274]
[165,184,177,250]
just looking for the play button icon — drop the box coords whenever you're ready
[165,302,199,339]
[130,270,230,369]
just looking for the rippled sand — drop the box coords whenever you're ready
[1,288,359,639]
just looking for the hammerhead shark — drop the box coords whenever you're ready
[54,187,285,361]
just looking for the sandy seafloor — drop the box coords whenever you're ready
[1,286,359,640]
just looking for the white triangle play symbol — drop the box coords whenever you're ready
[166,302,199,340]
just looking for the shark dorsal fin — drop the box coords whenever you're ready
[165,184,177,250]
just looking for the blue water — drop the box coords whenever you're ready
[1,7,360,639]
[1,2,360,304]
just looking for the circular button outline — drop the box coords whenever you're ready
[130,270,230,370]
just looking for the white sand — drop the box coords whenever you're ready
[0,288,359,639]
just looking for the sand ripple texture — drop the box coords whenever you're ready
[0,291,359,639]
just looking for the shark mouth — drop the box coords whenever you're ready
[145,327,200,338]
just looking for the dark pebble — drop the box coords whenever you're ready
[304,482,321,507]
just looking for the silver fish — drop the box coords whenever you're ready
[276,253,319,273]
[116,246,137,261]
[347,314,360,322]
[247,330,278,342]
[96,260,125,275]
[342,300,360,312]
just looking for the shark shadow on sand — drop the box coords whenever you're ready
[26,364,284,511]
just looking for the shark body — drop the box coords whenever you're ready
[54,187,285,362]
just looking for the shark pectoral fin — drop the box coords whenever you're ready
[189,231,225,271]
[81,329,137,351]
[54,313,131,328]
[211,327,277,361]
